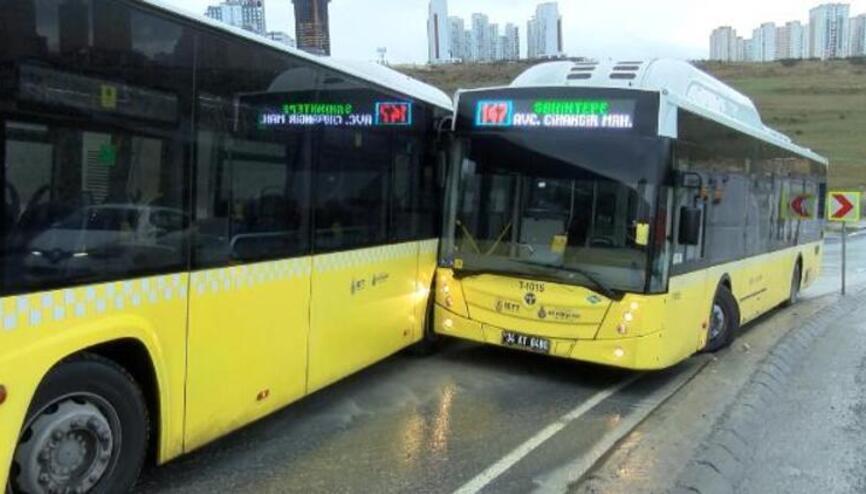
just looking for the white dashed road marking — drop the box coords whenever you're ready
[453,375,641,494]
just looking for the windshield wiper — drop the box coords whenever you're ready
[511,260,619,300]
[450,265,518,281]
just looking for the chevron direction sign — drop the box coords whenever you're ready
[828,192,861,222]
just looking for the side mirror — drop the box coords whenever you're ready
[678,206,702,245]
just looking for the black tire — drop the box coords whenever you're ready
[705,285,739,352]
[407,292,440,357]
[9,354,149,494]
[783,263,802,307]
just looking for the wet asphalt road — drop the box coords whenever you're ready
[807,230,866,298]
[136,233,863,494]
[136,336,703,493]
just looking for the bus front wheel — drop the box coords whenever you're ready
[9,354,149,494]
[705,286,739,352]
[408,291,441,356]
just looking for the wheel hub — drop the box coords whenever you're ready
[710,303,726,340]
[13,400,115,494]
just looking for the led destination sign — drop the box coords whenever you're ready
[259,101,413,128]
[475,98,636,130]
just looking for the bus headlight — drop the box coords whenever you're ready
[442,283,453,308]
[436,270,468,317]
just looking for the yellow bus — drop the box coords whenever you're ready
[0,1,451,491]
[434,59,828,370]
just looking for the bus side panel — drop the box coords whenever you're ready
[184,259,311,452]
[749,241,822,319]
[307,242,419,394]
[801,241,823,291]
[664,269,712,355]
[0,275,189,486]
[412,239,440,340]
[725,254,767,323]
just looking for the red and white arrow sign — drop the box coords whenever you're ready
[790,195,813,218]
[829,192,861,222]
[832,194,853,218]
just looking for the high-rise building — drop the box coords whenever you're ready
[776,21,805,60]
[744,38,756,62]
[427,0,450,64]
[205,0,266,35]
[798,21,809,58]
[504,23,520,60]
[527,2,563,59]
[752,22,777,62]
[488,23,500,60]
[710,26,738,61]
[465,30,475,62]
[448,16,466,61]
[809,3,850,59]
[472,13,490,61]
[736,36,747,61]
[850,14,866,56]
[776,25,790,59]
[292,0,331,55]
[267,31,296,47]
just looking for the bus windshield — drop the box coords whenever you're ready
[443,132,669,294]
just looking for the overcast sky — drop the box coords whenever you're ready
[174,0,866,63]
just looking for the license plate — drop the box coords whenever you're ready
[501,331,551,354]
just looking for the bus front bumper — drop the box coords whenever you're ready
[434,304,672,370]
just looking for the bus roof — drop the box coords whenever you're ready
[138,0,453,111]
[461,59,828,165]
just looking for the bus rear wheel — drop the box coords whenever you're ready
[705,286,739,352]
[783,263,802,307]
[9,354,149,494]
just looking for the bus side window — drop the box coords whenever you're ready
[192,32,313,268]
[0,1,193,294]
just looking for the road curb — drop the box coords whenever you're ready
[672,287,866,494]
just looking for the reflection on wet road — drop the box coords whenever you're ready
[137,341,701,493]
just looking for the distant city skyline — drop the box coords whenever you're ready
[710,2,866,62]
[176,0,866,63]
[204,0,296,47]
[428,1,563,63]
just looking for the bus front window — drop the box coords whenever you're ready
[444,134,665,294]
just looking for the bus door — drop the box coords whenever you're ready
[668,172,711,350]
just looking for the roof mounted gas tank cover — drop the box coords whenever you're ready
[510,59,761,128]
[506,58,827,164]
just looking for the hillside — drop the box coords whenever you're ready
[398,60,865,190]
